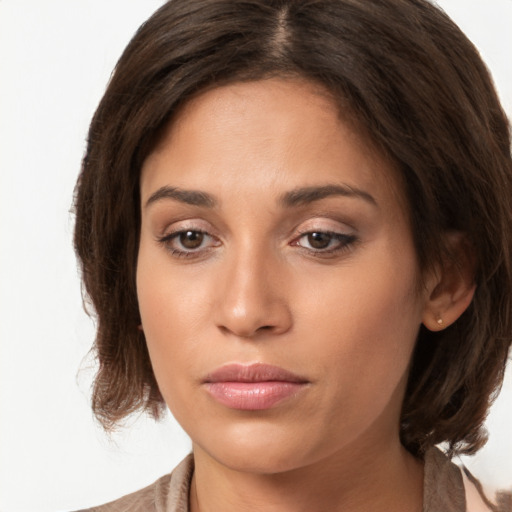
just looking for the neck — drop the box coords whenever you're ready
[189,438,423,512]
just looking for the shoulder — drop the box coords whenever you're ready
[424,447,512,512]
[75,473,172,512]
[73,454,194,512]
[423,446,466,512]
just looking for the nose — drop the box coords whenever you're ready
[214,246,293,339]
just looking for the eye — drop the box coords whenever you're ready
[158,229,219,258]
[302,232,334,250]
[294,231,357,254]
[177,230,206,249]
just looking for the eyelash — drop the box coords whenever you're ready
[157,228,358,259]
[157,229,217,259]
[292,230,357,256]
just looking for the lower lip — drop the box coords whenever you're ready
[205,381,306,410]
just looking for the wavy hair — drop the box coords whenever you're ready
[74,0,512,456]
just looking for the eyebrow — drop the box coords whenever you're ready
[144,183,377,209]
[145,186,217,208]
[280,184,377,208]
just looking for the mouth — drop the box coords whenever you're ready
[203,363,310,410]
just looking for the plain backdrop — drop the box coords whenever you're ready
[0,1,511,511]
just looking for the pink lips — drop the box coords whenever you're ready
[203,363,309,410]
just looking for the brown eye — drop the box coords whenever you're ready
[295,230,357,254]
[307,232,332,249]
[158,227,220,258]
[179,230,204,249]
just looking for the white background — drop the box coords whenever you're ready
[0,1,511,511]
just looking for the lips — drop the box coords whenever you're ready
[203,363,309,410]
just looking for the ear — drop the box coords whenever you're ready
[422,233,477,331]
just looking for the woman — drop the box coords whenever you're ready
[73,0,512,510]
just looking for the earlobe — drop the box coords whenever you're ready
[422,233,477,332]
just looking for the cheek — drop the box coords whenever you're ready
[137,235,213,326]
[291,266,421,450]
[296,245,422,386]
[137,273,204,422]
[137,227,422,400]
[136,247,208,374]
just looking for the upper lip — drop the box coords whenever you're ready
[204,363,309,383]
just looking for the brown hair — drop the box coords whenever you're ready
[74,0,512,456]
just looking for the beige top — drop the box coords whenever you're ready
[77,448,511,512]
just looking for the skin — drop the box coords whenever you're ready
[137,78,472,511]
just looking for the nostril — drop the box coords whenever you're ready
[215,296,293,338]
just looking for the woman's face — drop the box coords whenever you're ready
[137,78,430,473]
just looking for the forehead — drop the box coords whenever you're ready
[141,78,406,213]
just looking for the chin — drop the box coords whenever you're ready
[209,445,308,475]
[193,420,332,475]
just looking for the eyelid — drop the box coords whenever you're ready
[293,216,356,235]
[288,216,359,255]
[154,218,222,258]
[158,229,220,259]
[157,217,218,237]
[154,216,358,259]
